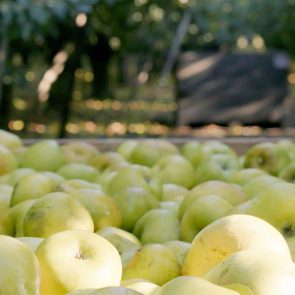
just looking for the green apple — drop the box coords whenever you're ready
[205,250,295,295]
[152,275,239,295]
[182,214,291,277]
[58,179,103,193]
[163,240,191,265]
[0,234,41,294]
[129,140,179,167]
[57,163,99,182]
[180,140,202,165]
[278,161,295,183]
[35,229,122,295]
[245,181,295,237]
[178,180,248,219]
[112,187,159,232]
[223,284,254,295]
[0,144,18,176]
[96,170,117,190]
[61,141,99,164]
[286,236,295,262]
[228,168,266,186]
[161,183,189,203]
[4,167,35,186]
[97,226,141,266]
[0,184,13,221]
[133,208,180,244]
[159,201,179,215]
[65,286,143,295]
[23,192,94,237]
[20,139,65,171]
[195,153,241,184]
[116,140,139,160]
[69,188,122,231]
[151,154,196,189]
[243,141,295,176]
[90,151,127,172]
[123,280,159,295]
[16,236,44,252]
[122,243,180,286]
[10,172,53,206]
[41,171,65,190]
[180,194,232,242]
[0,129,22,150]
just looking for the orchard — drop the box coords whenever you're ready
[1,128,295,294]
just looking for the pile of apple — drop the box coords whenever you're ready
[2,129,295,295]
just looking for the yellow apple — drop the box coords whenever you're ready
[65,286,143,294]
[16,236,44,252]
[0,144,18,176]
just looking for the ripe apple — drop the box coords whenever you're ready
[23,192,94,237]
[0,235,41,294]
[65,286,143,294]
[16,236,44,252]
[90,151,127,172]
[111,187,159,232]
[10,172,53,206]
[123,280,160,295]
[69,188,122,231]
[279,162,295,183]
[228,168,266,186]
[0,184,13,221]
[61,141,99,164]
[97,226,141,266]
[180,140,202,166]
[129,140,179,167]
[20,139,65,171]
[0,129,22,150]
[182,214,291,277]
[0,144,18,176]
[152,275,239,295]
[205,250,295,295]
[161,183,189,203]
[133,208,180,244]
[163,240,191,265]
[178,180,248,219]
[58,179,102,193]
[180,194,232,242]
[57,163,99,182]
[122,243,180,286]
[151,154,196,189]
[116,139,139,160]
[41,171,65,189]
[35,229,122,295]
[3,167,35,186]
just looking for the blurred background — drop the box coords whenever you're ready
[0,0,295,139]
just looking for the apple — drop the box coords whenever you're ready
[180,194,232,242]
[69,188,122,231]
[16,236,44,252]
[0,235,41,294]
[0,199,36,236]
[0,144,18,176]
[129,140,179,167]
[90,151,128,172]
[195,153,241,184]
[133,208,180,244]
[116,140,139,160]
[57,163,99,182]
[20,139,65,171]
[41,171,65,189]
[205,250,295,295]
[0,184,13,221]
[58,179,103,193]
[61,141,99,164]
[65,286,143,295]
[97,226,141,266]
[10,172,53,206]
[23,192,94,237]
[159,201,179,215]
[35,229,122,295]
[161,183,189,203]
[122,243,180,286]
[4,167,35,186]
[178,180,248,219]
[0,129,22,150]
[182,214,291,277]
[223,284,254,295]
[163,240,191,265]
[228,168,266,186]
[112,186,159,232]
[278,162,295,183]
[123,280,160,295]
[151,275,239,295]
[180,140,202,165]
[151,154,196,189]
[96,170,117,190]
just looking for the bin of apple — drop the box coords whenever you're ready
[2,128,295,294]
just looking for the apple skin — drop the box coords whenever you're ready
[20,139,65,171]
[122,243,180,286]
[180,194,232,242]
[57,163,99,182]
[123,280,160,295]
[65,286,143,295]
[3,167,35,186]
[16,236,44,252]
[228,168,266,186]
[180,141,202,165]
[69,188,122,231]
[0,235,41,294]
[163,240,191,265]
[35,229,122,295]
[0,129,22,150]
[178,180,248,219]
[61,141,99,164]
[151,275,239,295]
[182,214,291,277]
[58,179,102,193]
[23,192,94,238]
[151,154,196,189]
[116,140,139,161]
[0,184,13,222]
[133,208,180,244]
[205,250,295,295]
[278,162,295,183]
[112,187,159,232]
[10,172,53,206]
[96,226,141,267]
[90,151,127,172]
[161,183,189,203]
[0,144,18,176]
